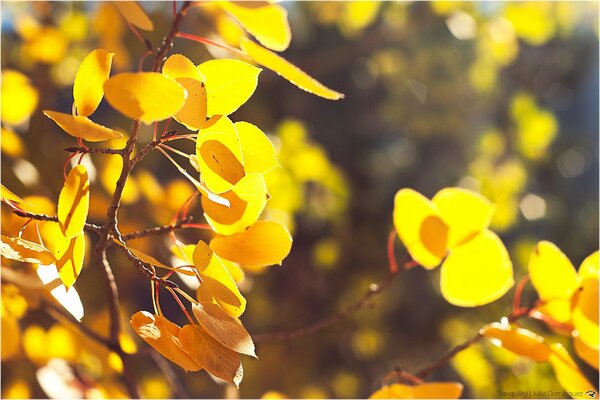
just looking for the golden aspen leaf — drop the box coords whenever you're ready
[222,259,245,283]
[113,1,154,31]
[440,230,513,307]
[1,70,38,126]
[179,324,243,387]
[44,111,123,142]
[199,254,247,318]
[130,311,201,371]
[191,302,256,357]
[173,78,207,131]
[58,165,90,239]
[54,232,85,289]
[480,323,550,362]
[36,263,84,321]
[574,334,599,370]
[236,121,279,174]
[1,127,26,158]
[196,116,244,194]
[240,37,344,100]
[393,188,448,269]
[578,250,599,280]
[73,49,114,117]
[197,59,261,116]
[1,235,55,265]
[104,72,186,124]
[219,2,291,51]
[193,240,212,272]
[548,343,596,397]
[163,54,205,81]
[370,382,463,399]
[202,173,268,236]
[528,241,579,323]
[572,277,599,350]
[432,188,494,248]
[1,185,28,205]
[210,221,292,267]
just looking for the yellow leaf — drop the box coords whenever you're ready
[548,343,596,398]
[572,276,599,350]
[101,156,140,204]
[1,185,27,205]
[236,121,279,174]
[58,165,90,239]
[54,232,85,289]
[173,78,207,131]
[104,72,187,124]
[579,251,599,279]
[113,1,154,31]
[73,49,114,117]
[1,70,38,126]
[219,2,291,51]
[202,173,268,236]
[480,323,550,362]
[193,240,212,272]
[130,311,201,371]
[1,127,26,158]
[191,302,256,357]
[370,382,463,399]
[240,37,344,100]
[1,235,55,265]
[528,241,578,323]
[44,111,123,142]
[179,324,243,387]
[432,188,494,248]
[36,263,84,321]
[440,230,513,307]
[199,254,247,318]
[210,221,292,267]
[197,59,261,116]
[196,115,245,194]
[162,54,205,81]
[393,188,448,269]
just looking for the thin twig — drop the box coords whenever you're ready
[10,209,103,233]
[121,217,193,241]
[64,146,124,155]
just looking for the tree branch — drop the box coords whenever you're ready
[121,216,193,241]
[253,271,399,343]
[64,146,124,155]
[10,209,103,233]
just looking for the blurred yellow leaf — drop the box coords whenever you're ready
[58,165,90,239]
[370,382,463,399]
[191,302,256,357]
[548,343,596,398]
[1,70,39,126]
[236,121,279,174]
[440,230,513,307]
[1,315,20,361]
[193,240,212,272]
[104,73,187,124]
[179,324,243,387]
[210,221,292,267]
[240,37,344,100]
[197,58,261,116]
[572,276,599,350]
[130,311,201,371]
[73,49,114,116]
[113,1,154,31]
[101,156,140,204]
[481,322,550,362]
[1,127,26,158]
[1,235,55,265]
[1,185,27,205]
[573,334,599,370]
[219,1,291,51]
[44,111,123,142]
[163,54,205,81]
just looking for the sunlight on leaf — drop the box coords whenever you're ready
[163,54,205,81]
[548,343,596,398]
[58,165,90,239]
[193,240,212,272]
[370,382,463,399]
[44,111,123,142]
[573,334,599,370]
[73,49,114,117]
[1,235,55,265]
[1,70,38,126]
[236,121,280,174]
[172,77,207,131]
[36,263,84,321]
[481,323,550,362]
[113,1,154,31]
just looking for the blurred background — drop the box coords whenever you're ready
[1,1,598,398]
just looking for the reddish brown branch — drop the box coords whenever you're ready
[64,146,124,155]
[121,216,193,242]
[10,209,103,233]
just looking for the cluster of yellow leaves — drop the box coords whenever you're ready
[370,382,463,399]
[394,187,514,306]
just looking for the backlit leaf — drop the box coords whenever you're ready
[236,121,279,174]
[54,232,85,289]
[1,235,55,265]
[393,188,447,269]
[113,1,154,31]
[197,59,261,116]
[36,263,84,321]
[172,78,207,131]
[240,37,344,100]
[199,253,247,318]
[440,230,513,307]
[210,221,292,267]
[104,73,187,124]
[44,111,123,142]
[528,241,578,323]
[219,2,291,51]
[73,49,114,117]
[481,323,550,362]
[548,343,596,397]
[572,276,599,350]
[58,165,90,238]
[432,188,494,248]
[179,324,243,387]
[130,311,201,371]
[191,302,256,357]
[573,334,599,370]
[1,184,28,204]
[370,382,463,399]
[193,240,212,272]
[163,54,205,82]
